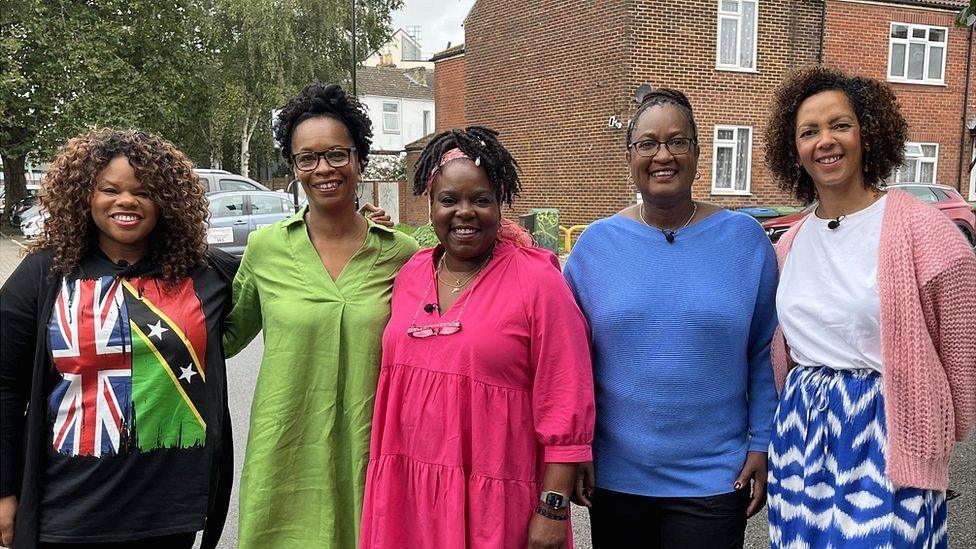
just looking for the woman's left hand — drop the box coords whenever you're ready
[734,451,768,518]
[361,203,394,228]
[527,511,568,549]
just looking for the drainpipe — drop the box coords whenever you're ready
[818,0,827,63]
[959,24,973,192]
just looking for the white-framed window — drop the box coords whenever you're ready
[893,142,938,184]
[382,102,400,133]
[423,110,432,135]
[888,23,947,85]
[716,0,758,72]
[712,125,752,195]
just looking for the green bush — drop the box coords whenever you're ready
[411,223,440,248]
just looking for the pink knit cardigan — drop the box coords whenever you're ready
[771,190,976,491]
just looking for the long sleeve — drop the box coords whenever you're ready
[223,244,262,358]
[745,238,780,452]
[0,252,49,497]
[920,252,976,442]
[523,252,595,463]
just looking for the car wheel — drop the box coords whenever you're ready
[957,224,976,249]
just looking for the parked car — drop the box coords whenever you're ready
[10,184,43,224]
[20,209,49,238]
[762,183,976,247]
[194,169,270,192]
[206,190,301,256]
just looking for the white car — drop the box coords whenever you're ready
[21,210,48,238]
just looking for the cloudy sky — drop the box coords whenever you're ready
[390,0,476,57]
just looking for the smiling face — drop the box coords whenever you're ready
[291,116,361,212]
[430,160,501,269]
[794,90,865,193]
[90,156,159,261]
[627,104,699,204]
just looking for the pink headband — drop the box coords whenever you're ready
[425,148,480,193]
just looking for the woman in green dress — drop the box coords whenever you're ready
[224,83,419,548]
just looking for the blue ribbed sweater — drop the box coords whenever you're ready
[564,210,779,497]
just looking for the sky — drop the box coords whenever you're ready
[390,0,476,58]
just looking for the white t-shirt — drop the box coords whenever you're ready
[776,195,887,373]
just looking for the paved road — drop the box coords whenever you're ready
[1,235,973,548]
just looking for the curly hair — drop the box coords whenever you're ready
[274,83,373,172]
[28,128,209,282]
[412,126,521,208]
[765,66,908,203]
[626,88,700,146]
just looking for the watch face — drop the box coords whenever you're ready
[545,492,566,508]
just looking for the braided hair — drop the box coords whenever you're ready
[274,83,373,172]
[626,88,699,146]
[413,126,521,207]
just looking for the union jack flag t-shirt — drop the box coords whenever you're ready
[35,255,229,543]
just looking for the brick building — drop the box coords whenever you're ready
[423,0,974,225]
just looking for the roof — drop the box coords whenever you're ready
[431,44,465,62]
[874,0,967,9]
[355,66,434,101]
[405,134,434,152]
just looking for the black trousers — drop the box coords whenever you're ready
[38,532,196,549]
[590,487,749,549]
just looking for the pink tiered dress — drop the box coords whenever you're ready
[360,241,595,548]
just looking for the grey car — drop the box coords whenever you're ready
[194,169,270,193]
[206,190,300,256]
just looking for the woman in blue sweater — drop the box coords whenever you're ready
[563,88,778,548]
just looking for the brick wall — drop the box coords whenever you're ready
[464,0,823,225]
[399,135,433,226]
[434,52,468,132]
[825,0,976,199]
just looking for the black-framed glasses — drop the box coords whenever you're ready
[291,147,356,171]
[627,138,696,157]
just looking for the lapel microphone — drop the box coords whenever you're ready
[424,303,438,314]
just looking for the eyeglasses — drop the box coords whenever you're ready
[407,321,463,338]
[627,138,696,157]
[291,147,356,171]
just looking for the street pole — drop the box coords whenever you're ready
[351,0,357,96]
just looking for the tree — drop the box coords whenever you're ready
[0,0,209,222]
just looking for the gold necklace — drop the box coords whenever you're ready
[437,250,493,294]
[639,201,698,243]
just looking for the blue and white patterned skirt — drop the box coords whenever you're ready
[767,366,947,548]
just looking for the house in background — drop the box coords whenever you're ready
[430,0,974,225]
[364,28,435,70]
[355,65,436,223]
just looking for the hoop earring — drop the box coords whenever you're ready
[695,171,701,180]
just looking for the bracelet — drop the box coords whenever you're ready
[534,505,569,521]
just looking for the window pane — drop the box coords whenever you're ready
[716,147,733,189]
[890,43,906,77]
[383,103,397,113]
[907,43,925,79]
[912,27,927,39]
[735,128,750,191]
[719,18,737,65]
[921,144,937,157]
[219,179,258,191]
[927,46,943,80]
[891,24,908,39]
[384,113,399,131]
[899,159,918,183]
[740,2,755,69]
[250,194,286,214]
[209,196,244,218]
[905,143,922,156]
[905,185,938,201]
[928,28,946,42]
[717,128,734,140]
[721,0,738,12]
[920,161,935,183]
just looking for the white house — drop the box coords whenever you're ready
[363,29,434,70]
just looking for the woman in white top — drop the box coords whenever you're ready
[762,66,976,548]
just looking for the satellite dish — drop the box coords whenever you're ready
[634,84,653,104]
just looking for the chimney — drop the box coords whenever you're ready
[405,66,428,86]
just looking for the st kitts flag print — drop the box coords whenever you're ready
[48,275,209,457]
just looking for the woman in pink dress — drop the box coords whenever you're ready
[360,127,595,549]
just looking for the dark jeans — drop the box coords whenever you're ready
[38,532,196,549]
[590,487,749,549]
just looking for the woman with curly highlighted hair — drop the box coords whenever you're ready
[222,83,418,548]
[0,129,237,549]
[764,66,976,548]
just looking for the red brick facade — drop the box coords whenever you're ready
[825,0,975,201]
[448,0,972,225]
[433,47,467,132]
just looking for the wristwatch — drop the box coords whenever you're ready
[539,490,570,510]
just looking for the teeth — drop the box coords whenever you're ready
[651,170,676,176]
[454,228,477,234]
[313,182,340,190]
[818,156,842,164]
[113,214,138,221]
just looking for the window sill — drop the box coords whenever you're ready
[715,66,758,74]
[887,78,946,87]
[710,189,753,196]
